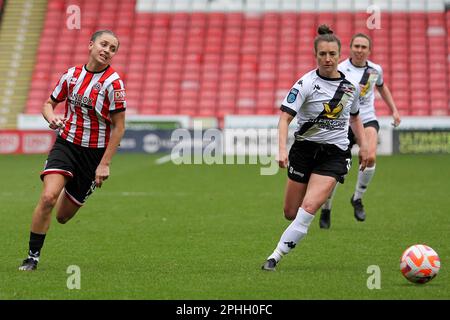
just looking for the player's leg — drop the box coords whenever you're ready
[351,125,378,221]
[282,178,307,221]
[320,128,355,229]
[55,144,102,224]
[262,178,307,270]
[263,175,336,270]
[55,190,81,224]
[19,174,67,271]
[319,183,339,229]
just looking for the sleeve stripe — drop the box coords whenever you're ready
[280,105,297,117]
[350,110,360,116]
[50,95,64,103]
[110,108,126,114]
[376,82,384,87]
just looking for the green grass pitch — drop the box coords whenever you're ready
[0,154,449,299]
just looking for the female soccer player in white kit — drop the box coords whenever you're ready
[319,33,401,229]
[261,25,368,271]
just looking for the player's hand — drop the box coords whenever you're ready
[49,116,66,130]
[358,144,369,171]
[95,164,110,188]
[277,150,288,168]
[392,111,401,128]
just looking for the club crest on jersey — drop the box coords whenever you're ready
[114,89,126,102]
[341,83,356,95]
[92,82,102,91]
[69,77,78,85]
[287,88,299,103]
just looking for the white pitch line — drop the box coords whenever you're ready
[155,153,180,165]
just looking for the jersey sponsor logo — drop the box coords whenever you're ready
[313,118,347,130]
[323,102,344,119]
[68,92,94,109]
[287,88,299,103]
[114,89,126,102]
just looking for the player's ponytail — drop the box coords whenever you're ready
[317,24,334,35]
[314,24,341,53]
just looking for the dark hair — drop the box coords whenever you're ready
[90,30,120,49]
[350,33,372,50]
[314,24,341,53]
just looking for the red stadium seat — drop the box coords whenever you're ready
[26,8,449,116]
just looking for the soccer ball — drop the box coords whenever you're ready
[400,244,440,284]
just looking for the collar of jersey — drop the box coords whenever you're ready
[84,64,110,74]
[349,58,368,68]
[316,69,345,81]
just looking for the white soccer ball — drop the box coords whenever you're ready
[400,244,440,284]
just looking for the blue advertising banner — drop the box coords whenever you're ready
[118,130,177,153]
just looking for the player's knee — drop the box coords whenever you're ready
[41,192,59,209]
[367,155,376,167]
[283,207,297,221]
[56,215,69,224]
[300,201,318,216]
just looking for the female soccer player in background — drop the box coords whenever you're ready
[319,33,401,229]
[19,30,126,271]
[261,25,368,271]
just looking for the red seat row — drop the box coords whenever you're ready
[25,5,450,117]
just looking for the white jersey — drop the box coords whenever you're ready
[338,58,383,124]
[281,69,361,151]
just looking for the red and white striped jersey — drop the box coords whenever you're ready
[51,65,126,148]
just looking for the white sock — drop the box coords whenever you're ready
[354,165,376,200]
[322,184,338,210]
[268,208,315,262]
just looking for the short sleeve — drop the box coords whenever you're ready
[376,65,384,87]
[107,79,126,113]
[280,76,310,116]
[50,70,69,103]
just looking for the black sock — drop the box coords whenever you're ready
[28,232,46,259]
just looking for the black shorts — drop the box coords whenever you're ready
[287,140,352,184]
[348,120,380,149]
[41,136,105,206]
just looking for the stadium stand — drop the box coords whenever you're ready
[21,0,450,120]
[0,0,47,129]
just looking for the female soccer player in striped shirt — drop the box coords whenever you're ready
[19,30,126,271]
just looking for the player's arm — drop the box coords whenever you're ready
[349,114,368,171]
[95,110,126,188]
[278,77,308,168]
[278,111,294,168]
[377,84,401,127]
[42,98,66,130]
